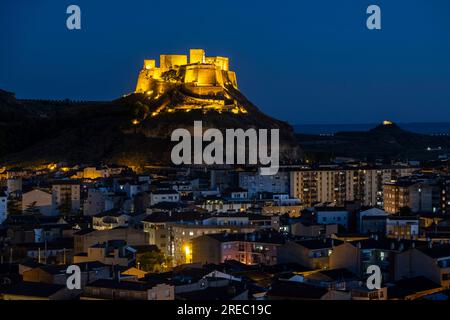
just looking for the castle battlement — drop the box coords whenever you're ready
[135,49,237,95]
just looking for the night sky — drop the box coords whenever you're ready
[1,0,450,124]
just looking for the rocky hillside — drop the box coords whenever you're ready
[0,87,302,168]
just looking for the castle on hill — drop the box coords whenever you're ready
[134,49,246,115]
[135,49,238,94]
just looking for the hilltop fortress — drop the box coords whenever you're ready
[135,49,246,115]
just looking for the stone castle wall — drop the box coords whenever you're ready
[135,49,237,94]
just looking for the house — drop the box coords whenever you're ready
[1,282,71,300]
[73,240,136,267]
[278,239,343,270]
[314,207,349,229]
[238,170,289,199]
[150,190,180,206]
[84,188,112,216]
[22,262,111,289]
[21,238,74,264]
[331,237,425,282]
[82,278,174,300]
[73,227,149,254]
[358,207,388,233]
[192,231,284,266]
[22,189,52,216]
[301,268,359,290]
[51,180,81,215]
[396,244,450,287]
[200,197,252,213]
[290,222,338,238]
[121,267,148,280]
[225,187,248,200]
[92,209,129,230]
[386,216,419,239]
[170,218,255,265]
[261,195,303,217]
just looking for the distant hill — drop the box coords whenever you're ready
[3,86,449,168]
[297,122,450,162]
[294,122,450,135]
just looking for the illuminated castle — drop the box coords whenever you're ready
[135,49,246,115]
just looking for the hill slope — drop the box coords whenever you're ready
[297,122,450,162]
[0,87,302,168]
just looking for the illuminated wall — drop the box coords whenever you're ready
[160,54,187,69]
[135,49,238,93]
[190,49,205,64]
[205,56,229,71]
[144,59,156,70]
[184,64,218,86]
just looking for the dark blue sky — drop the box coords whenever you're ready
[1,0,449,124]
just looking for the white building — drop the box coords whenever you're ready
[22,189,52,216]
[150,191,180,206]
[92,210,130,230]
[315,208,349,228]
[386,216,419,239]
[358,207,388,232]
[239,171,289,198]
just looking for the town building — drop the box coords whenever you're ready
[73,240,136,267]
[22,189,52,216]
[192,231,284,265]
[386,216,420,239]
[239,170,290,199]
[290,165,416,207]
[51,181,81,215]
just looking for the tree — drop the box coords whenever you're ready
[7,198,22,215]
[58,194,72,218]
[161,69,179,82]
[136,250,171,273]
[399,206,413,216]
[24,201,40,215]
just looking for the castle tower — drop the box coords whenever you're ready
[144,59,156,70]
[190,49,205,64]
